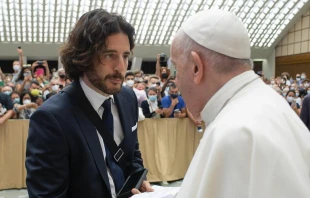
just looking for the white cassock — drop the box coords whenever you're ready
[177,71,310,198]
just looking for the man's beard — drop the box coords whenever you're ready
[86,68,124,95]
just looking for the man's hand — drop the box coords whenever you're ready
[171,98,179,106]
[194,120,202,126]
[156,86,162,92]
[24,75,31,82]
[0,117,5,125]
[17,48,23,55]
[43,60,49,68]
[155,108,163,115]
[131,180,154,194]
[156,54,160,62]
[32,61,38,69]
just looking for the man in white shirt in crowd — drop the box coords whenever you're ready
[170,9,310,198]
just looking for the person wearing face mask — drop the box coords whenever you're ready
[303,79,310,89]
[11,48,24,84]
[10,91,21,119]
[133,82,148,106]
[301,72,307,81]
[282,86,290,97]
[295,90,302,106]
[124,71,135,87]
[58,68,66,88]
[16,91,38,119]
[2,86,13,96]
[15,66,33,94]
[148,75,160,89]
[269,78,275,86]
[162,83,186,118]
[143,75,149,85]
[140,87,163,118]
[286,90,300,116]
[133,70,143,82]
[296,74,302,85]
[29,81,41,98]
[306,87,310,96]
[49,78,61,93]
[281,72,291,86]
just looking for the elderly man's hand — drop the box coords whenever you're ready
[131,180,154,195]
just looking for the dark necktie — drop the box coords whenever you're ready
[101,98,125,192]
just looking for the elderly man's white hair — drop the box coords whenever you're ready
[173,30,253,73]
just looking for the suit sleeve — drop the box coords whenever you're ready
[141,100,155,118]
[300,96,310,130]
[26,109,69,198]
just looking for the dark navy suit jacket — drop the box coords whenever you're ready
[301,94,310,131]
[25,81,144,198]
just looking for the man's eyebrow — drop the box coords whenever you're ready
[102,49,131,55]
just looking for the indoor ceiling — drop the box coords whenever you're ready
[0,0,309,48]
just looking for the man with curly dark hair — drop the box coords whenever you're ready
[26,9,153,198]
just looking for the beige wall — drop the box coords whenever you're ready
[276,9,310,57]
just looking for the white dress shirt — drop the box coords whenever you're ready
[177,71,310,198]
[80,78,124,198]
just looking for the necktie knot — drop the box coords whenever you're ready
[102,98,112,112]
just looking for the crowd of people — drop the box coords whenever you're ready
[0,49,71,124]
[0,49,309,131]
[263,72,309,116]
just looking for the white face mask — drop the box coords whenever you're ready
[52,85,59,92]
[23,99,31,105]
[13,65,20,71]
[150,83,157,88]
[271,81,275,85]
[126,80,134,87]
[287,96,294,103]
[304,83,309,88]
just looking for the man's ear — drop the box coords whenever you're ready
[191,51,203,85]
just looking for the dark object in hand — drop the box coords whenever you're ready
[159,53,167,67]
[37,61,44,65]
[117,169,148,198]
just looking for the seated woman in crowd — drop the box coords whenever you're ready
[286,90,300,115]
[141,87,163,118]
[13,91,38,119]
[294,89,302,107]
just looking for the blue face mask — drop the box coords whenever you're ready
[301,75,306,80]
[149,95,157,102]
[4,91,11,95]
[170,94,178,99]
[13,98,20,104]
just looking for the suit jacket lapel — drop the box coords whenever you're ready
[114,91,131,139]
[65,82,112,196]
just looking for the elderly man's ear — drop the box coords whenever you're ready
[191,51,203,85]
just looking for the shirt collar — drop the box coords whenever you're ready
[79,78,115,113]
[201,70,258,125]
